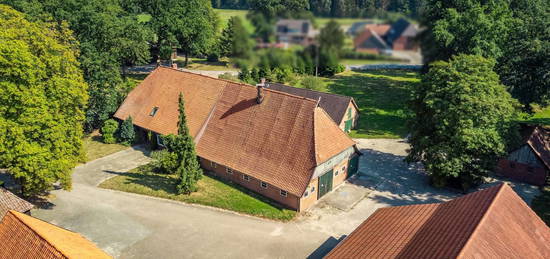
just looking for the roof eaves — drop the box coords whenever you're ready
[7,210,66,257]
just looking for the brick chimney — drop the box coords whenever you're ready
[256,78,266,104]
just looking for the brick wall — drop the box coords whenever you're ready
[497,159,547,186]
[299,178,318,211]
[199,157,300,210]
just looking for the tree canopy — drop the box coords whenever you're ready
[0,5,88,195]
[220,16,253,58]
[406,54,519,189]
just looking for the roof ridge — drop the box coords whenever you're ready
[158,66,319,103]
[455,183,507,258]
[8,210,67,257]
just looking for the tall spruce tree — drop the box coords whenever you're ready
[175,93,202,194]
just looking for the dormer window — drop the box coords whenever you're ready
[150,107,159,116]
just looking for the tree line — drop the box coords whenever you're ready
[213,0,425,18]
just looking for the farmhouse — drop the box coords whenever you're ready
[325,183,550,258]
[275,19,317,46]
[353,18,419,53]
[266,83,359,132]
[0,210,111,258]
[353,24,391,54]
[497,125,549,186]
[114,67,361,211]
[0,187,34,218]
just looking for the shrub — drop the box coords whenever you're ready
[118,116,135,145]
[101,119,119,144]
[300,76,326,91]
[151,149,179,174]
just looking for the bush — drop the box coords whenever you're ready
[300,76,326,91]
[118,116,135,145]
[151,149,179,174]
[101,119,119,144]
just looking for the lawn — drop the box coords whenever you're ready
[326,70,419,138]
[341,59,405,65]
[99,164,297,221]
[180,57,238,71]
[82,133,128,162]
[215,9,254,33]
[523,106,550,126]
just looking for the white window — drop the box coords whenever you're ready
[260,182,268,189]
[210,161,217,168]
[226,167,233,174]
[280,190,287,197]
[156,134,165,147]
[242,175,250,181]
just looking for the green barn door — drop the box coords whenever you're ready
[348,155,359,176]
[318,170,334,198]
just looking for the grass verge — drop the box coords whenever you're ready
[524,106,550,126]
[99,164,297,221]
[83,133,128,162]
[324,70,419,138]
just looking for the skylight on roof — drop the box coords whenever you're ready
[149,107,159,116]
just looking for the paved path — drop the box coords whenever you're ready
[31,140,540,258]
[32,146,333,259]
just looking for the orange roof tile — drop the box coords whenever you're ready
[0,187,34,218]
[114,67,226,136]
[116,68,356,196]
[325,183,550,259]
[0,210,112,258]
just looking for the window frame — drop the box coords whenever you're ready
[226,167,233,174]
[242,174,250,181]
[280,190,287,197]
[156,134,165,147]
[210,161,217,169]
[260,181,268,189]
[150,106,159,117]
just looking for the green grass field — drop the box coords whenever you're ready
[99,164,296,221]
[524,106,550,126]
[83,134,128,162]
[215,9,254,33]
[325,70,419,138]
[341,59,405,65]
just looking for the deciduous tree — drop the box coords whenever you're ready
[406,54,519,189]
[0,5,88,196]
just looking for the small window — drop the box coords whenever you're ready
[311,186,315,193]
[226,167,233,174]
[243,175,250,181]
[149,107,159,116]
[335,170,339,176]
[260,182,268,189]
[304,191,309,197]
[510,162,516,169]
[156,134,165,147]
[280,190,287,197]
[342,166,346,172]
[210,161,217,169]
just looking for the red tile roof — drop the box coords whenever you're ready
[325,183,550,259]
[0,210,112,258]
[0,187,34,218]
[115,67,356,196]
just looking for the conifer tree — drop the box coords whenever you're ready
[175,93,202,194]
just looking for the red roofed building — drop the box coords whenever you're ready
[325,183,550,258]
[0,210,112,258]
[114,67,361,211]
[0,187,34,218]
[497,125,550,186]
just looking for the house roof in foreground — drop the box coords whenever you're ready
[115,67,356,196]
[267,83,358,126]
[0,187,34,218]
[0,210,111,258]
[325,183,550,259]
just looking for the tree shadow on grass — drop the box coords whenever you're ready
[328,70,419,138]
